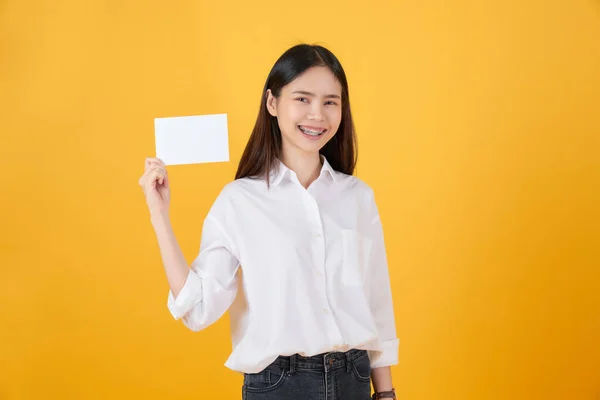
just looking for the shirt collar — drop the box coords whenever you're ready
[320,155,338,183]
[270,155,338,188]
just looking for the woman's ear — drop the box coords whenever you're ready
[266,89,278,117]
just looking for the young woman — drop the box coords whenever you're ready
[139,44,399,400]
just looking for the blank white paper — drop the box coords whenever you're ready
[154,113,230,165]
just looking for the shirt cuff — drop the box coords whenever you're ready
[167,270,203,320]
[369,338,400,368]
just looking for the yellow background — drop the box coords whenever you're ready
[1,0,599,399]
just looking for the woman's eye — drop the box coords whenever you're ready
[296,98,337,106]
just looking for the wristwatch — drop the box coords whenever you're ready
[372,388,396,399]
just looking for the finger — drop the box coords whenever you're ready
[145,166,166,181]
[147,171,159,190]
[146,157,165,165]
[148,168,166,188]
[147,161,167,173]
[145,158,166,171]
[146,162,168,178]
[145,159,155,172]
[152,166,167,180]
[146,157,164,165]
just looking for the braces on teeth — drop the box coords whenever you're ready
[299,126,325,135]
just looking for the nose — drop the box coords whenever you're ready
[307,103,325,121]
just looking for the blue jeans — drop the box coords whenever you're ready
[242,349,372,400]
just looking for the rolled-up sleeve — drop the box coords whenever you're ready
[365,190,400,368]
[167,211,240,332]
[167,269,204,320]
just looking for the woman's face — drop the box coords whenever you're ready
[266,66,343,158]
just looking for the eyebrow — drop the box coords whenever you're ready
[292,90,341,100]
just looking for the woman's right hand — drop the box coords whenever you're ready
[139,157,170,216]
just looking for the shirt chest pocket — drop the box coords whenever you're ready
[341,229,373,286]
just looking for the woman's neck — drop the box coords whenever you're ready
[280,149,322,189]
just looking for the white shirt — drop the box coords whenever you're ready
[167,156,399,374]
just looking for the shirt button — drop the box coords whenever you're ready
[323,308,330,314]
[317,271,323,276]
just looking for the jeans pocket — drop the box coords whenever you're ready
[341,229,372,286]
[243,363,288,393]
[351,351,372,382]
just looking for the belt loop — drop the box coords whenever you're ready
[346,351,352,373]
[290,354,296,375]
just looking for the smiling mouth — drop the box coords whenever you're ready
[298,125,328,136]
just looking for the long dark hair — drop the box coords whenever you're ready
[234,44,357,185]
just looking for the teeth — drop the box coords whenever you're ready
[299,126,325,136]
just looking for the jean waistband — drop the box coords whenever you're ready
[271,348,367,372]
